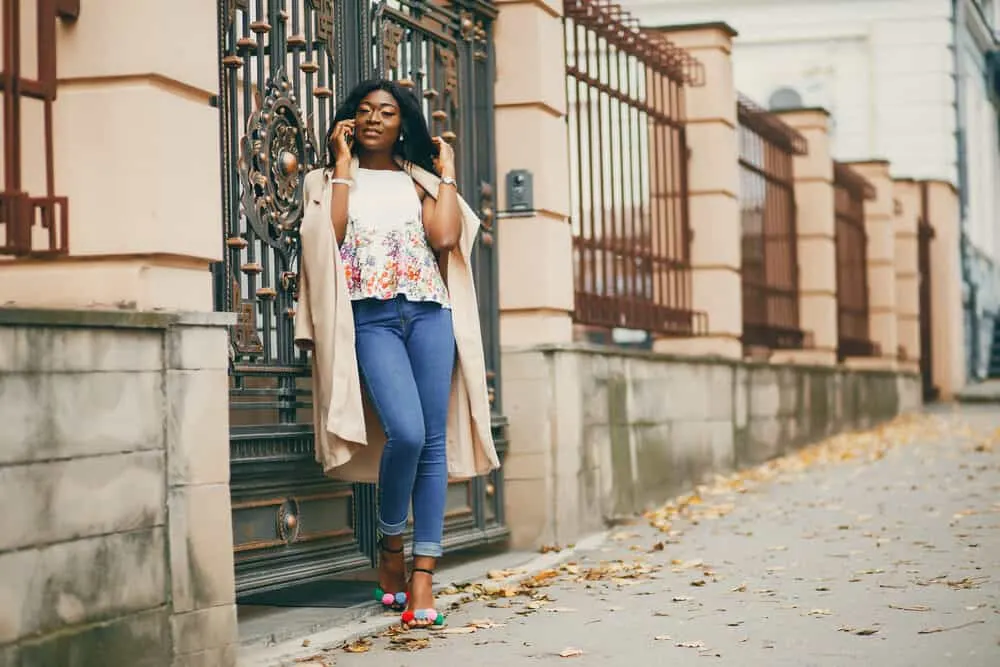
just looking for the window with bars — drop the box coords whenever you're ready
[564,0,706,337]
[0,0,77,257]
[737,94,809,351]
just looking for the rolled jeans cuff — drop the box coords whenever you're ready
[378,517,408,537]
[413,541,442,558]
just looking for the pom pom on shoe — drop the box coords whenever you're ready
[381,592,395,606]
[395,592,408,606]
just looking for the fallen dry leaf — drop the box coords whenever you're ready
[559,648,584,658]
[342,638,372,653]
[889,604,931,612]
[438,626,477,635]
[654,635,672,641]
[808,609,833,617]
[918,620,985,635]
[294,656,332,666]
[387,635,431,652]
[838,626,879,636]
[676,641,706,649]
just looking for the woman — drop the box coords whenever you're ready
[294,79,500,629]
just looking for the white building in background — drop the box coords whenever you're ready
[624,0,1000,379]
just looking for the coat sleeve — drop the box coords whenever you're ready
[294,260,314,350]
[294,174,316,350]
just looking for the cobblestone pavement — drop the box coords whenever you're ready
[306,406,1000,666]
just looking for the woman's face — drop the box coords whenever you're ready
[353,89,402,154]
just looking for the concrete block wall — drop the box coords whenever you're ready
[502,344,921,548]
[0,309,236,667]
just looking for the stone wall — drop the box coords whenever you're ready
[502,344,921,548]
[0,309,236,667]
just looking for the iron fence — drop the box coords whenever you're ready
[0,0,77,257]
[737,95,807,350]
[833,162,878,359]
[564,0,705,336]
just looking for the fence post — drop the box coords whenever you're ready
[845,161,898,369]
[773,109,838,366]
[653,23,742,359]
[923,181,967,399]
[494,0,574,346]
[892,179,922,374]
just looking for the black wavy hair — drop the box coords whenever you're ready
[326,78,438,174]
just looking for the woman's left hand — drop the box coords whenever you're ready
[432,137,455,176]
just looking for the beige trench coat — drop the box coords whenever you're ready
[293,158,500,483]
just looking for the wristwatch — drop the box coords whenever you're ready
[440,176,457,187]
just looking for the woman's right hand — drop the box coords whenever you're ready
[331,119,355,165]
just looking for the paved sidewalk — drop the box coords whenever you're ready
[294,406,1000,667]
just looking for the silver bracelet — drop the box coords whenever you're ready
[330,177,352,187]
[440,176,457,187]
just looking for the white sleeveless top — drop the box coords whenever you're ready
[339,168,450,308]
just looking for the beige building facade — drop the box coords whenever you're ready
[0,1,956,664]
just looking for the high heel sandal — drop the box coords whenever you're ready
[373,538,408,611]
[400,567,445,628]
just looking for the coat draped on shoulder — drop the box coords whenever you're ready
[293,157,499,483]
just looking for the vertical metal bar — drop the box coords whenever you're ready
[592,28,609,322]
[651,68,665,325]
[216,0,234,311]
[632,54,648,327]
[676,80,692,327]
[2,0,23,253]
[291,0,302,102]
[574,23,607,322]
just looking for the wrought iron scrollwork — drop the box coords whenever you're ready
[238,70,319,265]
[306,0,335,56]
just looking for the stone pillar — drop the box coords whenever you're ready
[494,0,574,346]
[0,3,237,665]
[773,109,838,366]
[494,0,572,550]
[0,0,222,311]
[924,181,967,399]
[892,179,922,373]
[846,161,898,369]
[652,23,742,359]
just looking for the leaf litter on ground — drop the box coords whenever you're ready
[335,413,986,657]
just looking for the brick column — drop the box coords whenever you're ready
[846,161,898,369]
[0,0,222,311]
[653,23,742,359]
[0,3,238,665]
[494,0,574,346]
[924,181,967,398]
[774,109,838,366]
[892,179,921,373]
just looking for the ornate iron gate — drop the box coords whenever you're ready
[215,0,507,596]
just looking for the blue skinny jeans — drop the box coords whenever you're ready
[352,295,454,558]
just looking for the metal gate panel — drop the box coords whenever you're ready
[216,0,506,597]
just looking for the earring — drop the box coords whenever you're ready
[399,133,406,143]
